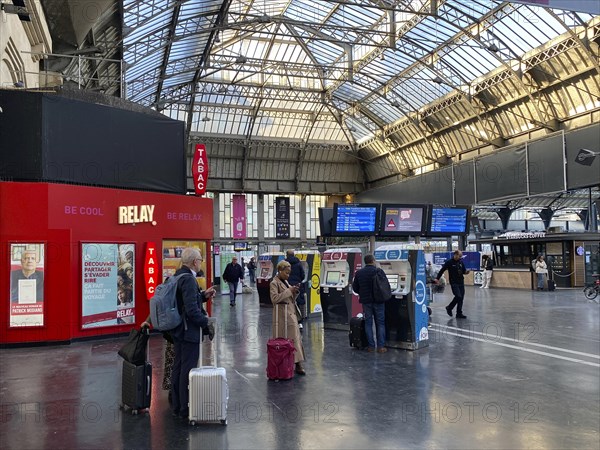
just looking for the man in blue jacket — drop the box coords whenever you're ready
[170,247,216,419]
[435,250,470,319]
[352,254,388,353]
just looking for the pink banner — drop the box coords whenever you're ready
[511,1,599,14]
[232,194,246,239]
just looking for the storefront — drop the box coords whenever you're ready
[471,232,600,289]
[1,182,213,345]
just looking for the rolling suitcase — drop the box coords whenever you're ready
[267,304,296,380]
[188,318,228,426]
[349,316,368,349]
[120,328,152,415]
[547,279,556,291]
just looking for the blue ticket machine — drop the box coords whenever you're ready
[257,252,285,306]
[320,248,362,329]
[374,246,429,350]
[295,250,322,318]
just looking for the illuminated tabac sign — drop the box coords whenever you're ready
[192,144,209,196]
[144,242,158,300]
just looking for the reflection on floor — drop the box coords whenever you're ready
[1,286,599,449]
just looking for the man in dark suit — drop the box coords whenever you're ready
[170,247,216,420]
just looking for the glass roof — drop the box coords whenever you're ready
[123,0,597,156]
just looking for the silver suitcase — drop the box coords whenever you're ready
[188,318,228,425]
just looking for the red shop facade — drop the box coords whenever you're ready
[0,181,213,345]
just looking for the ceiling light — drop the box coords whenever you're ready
[201,116,211,122]
[432,76,444,84]
[390,100,400,108]
[487,43,499,53]
[235,55,248,64]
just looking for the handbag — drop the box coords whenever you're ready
[118,327,150,366]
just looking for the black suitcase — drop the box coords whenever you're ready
[121,340,152,415]
[547,279,556,291]
[349,317,368,349]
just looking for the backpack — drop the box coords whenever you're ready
[372,268,392,302]
[149,274,190,331]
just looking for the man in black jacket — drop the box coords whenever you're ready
[352,254,389,353]
[170,247,216,419]
[223,256,244,306]
[435,250,470,319]
[286,249,307,327]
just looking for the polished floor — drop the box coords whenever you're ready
[1,286,599,450]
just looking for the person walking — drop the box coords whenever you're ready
[223,256,244,306]
[435,250,470,319]
[480,255,494,289]
[351,254,389,353]
[535,255,548,290]
[270,260,306,375]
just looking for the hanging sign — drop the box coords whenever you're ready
[144,242,158,300]
[192,144,209,195]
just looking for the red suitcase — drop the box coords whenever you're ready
[267,304,295,380]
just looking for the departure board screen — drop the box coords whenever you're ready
[428,207,470,235]
[333,203,380,236]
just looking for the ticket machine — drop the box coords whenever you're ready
[257,252,285,306]
[374,245,429,350]
[295,250,322,318]
[320,248,362,329]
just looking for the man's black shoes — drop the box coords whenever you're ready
[445,306,453,317]
[456,314,467,319]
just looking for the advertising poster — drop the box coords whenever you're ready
[82,243,135,328]
[275,196,290,238]
[9,243,45,327]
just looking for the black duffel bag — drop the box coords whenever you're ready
[118,327,149,366]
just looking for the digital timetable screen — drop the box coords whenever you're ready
[333,203,380,236]
[427,206,470,236]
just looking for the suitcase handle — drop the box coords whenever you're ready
[273,303,288,339]
[146,375,151,396]
[198,317,217,368]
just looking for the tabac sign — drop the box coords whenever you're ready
[192,144,209,195]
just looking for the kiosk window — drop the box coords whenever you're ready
[260,267,270,278]
[386,274,399,291]
[326,271,340,285]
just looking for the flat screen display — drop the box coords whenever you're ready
[326,271,340,285]
[380,204,427,236]
[427,206,470,236]
[333,203,380,236]
[386,274,399,291]
[318,208,334,236]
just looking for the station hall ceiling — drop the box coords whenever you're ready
[40,0,600,198]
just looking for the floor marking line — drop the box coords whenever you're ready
[437,324,600,359]
[433,329,600,367]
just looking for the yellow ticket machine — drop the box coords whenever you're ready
[295,250,322,318]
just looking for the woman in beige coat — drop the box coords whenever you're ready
[270,260,306,375]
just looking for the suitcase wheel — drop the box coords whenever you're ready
[131,409,138,415]
[221,419,227,426]
[189,420,196,426]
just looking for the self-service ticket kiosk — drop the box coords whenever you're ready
[374,245,429,350]
[257,252,285,306]
[320,248,362,329]
[295,250,322,318]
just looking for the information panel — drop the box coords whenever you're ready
[380,204,426,236]
[333,204,380,235]
[428,207,469,235]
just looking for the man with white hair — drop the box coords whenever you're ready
[10,249,44,302]
[169,247,216,420]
